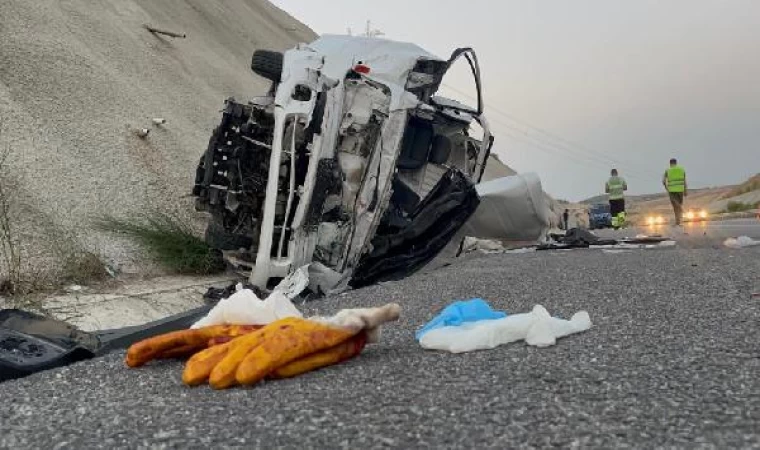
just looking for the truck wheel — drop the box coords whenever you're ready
[204,217,253,251]
[251,50,283,83]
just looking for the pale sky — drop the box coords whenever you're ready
[271,0,760,201]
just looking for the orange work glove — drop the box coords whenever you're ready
[184,317,359,389]
[125,324,262,368]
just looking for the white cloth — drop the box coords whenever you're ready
[724,236,760,249]
[191,266,402,342]
[191,267,308,329]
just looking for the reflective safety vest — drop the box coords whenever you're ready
[607,176,625,200]
[666,166,686,193]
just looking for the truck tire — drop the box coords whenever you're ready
[251,50,283,83]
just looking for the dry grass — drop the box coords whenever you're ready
[0,133,23,295]
[96,212,225,275]
[52,232,110,285]
[0,126,108,299]
[724,200,760,213]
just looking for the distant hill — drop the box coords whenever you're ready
[720,173,760,199]
[582,187,718,207]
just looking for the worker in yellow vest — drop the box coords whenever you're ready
[663,158,687,225]
[606,168,627,229]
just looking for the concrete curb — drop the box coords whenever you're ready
[43,275,239,332]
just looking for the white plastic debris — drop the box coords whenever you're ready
[504,247,537,254]
[461,237,536,255]
[191,266,401,342]
[595,240,676,251]
[191,266,309,328]
[419,305,592,353]
[152,118,166,125]
[724,236,760,249]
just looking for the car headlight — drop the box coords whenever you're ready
[685,211,695,219]
[699,210,708,219]
[646,217,655,225]
[656,216,664,224]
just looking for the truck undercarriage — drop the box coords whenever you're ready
[192,36,492,291]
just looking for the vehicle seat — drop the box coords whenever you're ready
[396,118,434,170]
[428,135,452,165]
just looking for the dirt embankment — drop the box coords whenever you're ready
[0,0,315,282]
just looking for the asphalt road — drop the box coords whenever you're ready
[2,238,759,448]
[597,218,760,248]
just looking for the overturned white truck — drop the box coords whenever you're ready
[192,35,545,293]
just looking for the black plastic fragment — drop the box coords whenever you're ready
[0,309,99,383]
[350,168,480,288]
[0,305,214,383]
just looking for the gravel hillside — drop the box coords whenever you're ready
[0,0,314,277]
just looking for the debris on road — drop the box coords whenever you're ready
[602,249,632,254]
[0,309,100,382]
[1,302,218,383]
[538,228,617,250]
[460,229,676,255]
[596,240,676,250]
[460,237,536,255]
[724,236,760,249]
[128,303,401,389]
[540,229,675,251]
[417,301,591,353]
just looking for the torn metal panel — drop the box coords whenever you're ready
[462,173,550,242]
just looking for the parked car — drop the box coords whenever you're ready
[588,204,612,229]
[192,35,492,292]
[683,208,709,222]
[644,214,667,227]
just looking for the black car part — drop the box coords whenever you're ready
[251,49,284,93]
[0,306,213,383]
[350,168,480,288]
[0,309,99,382]
[192,97,275,253]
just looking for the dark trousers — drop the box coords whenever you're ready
[609,199,625,216]
[669,192,684,224]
